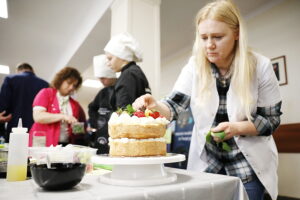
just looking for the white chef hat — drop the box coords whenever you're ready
[104,32,143,62]
[93,54,116,78]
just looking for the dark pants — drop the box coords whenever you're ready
[244,176,265,200]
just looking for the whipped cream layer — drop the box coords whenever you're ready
[109,137,166,143]
[108,112,170,125]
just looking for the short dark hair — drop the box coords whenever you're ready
[51,66,82,90]
[17,63,34,72]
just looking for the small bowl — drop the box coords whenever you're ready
[30,163,86,190]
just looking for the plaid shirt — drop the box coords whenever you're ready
[162,64,282,183]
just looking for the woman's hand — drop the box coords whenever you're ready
[210,122,238,142]
[210,121,259,142]
[133,94,158,110]
[62,114,78,124]
[133,94,172,120]
[0,111,12,122]
[33,109,78,124]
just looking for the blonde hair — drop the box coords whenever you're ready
[193,0,256,120]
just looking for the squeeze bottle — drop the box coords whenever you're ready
[6,118,29,181]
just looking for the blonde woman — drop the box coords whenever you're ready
[133,1,281,199]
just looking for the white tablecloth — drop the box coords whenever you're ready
[0,168,248,200]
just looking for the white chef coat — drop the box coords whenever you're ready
[172,52,281,200]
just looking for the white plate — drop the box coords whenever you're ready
[92,153,186,186]
[91,153,185,165]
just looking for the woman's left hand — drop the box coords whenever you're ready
[210,122,238,142]
[62,114,78,124]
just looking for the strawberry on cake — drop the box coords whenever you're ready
[108,106,169,157]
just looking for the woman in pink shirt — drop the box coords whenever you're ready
[29,67,86,146]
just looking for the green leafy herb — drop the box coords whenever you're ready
[205,131,232,152]
[222,142,231,152]
[125,104,135,115]
[72,123,85,134]
[115,105,136,116]
[206,131,212,143]
[116,107,123,115]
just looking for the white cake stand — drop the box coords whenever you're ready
[91,153,185,186]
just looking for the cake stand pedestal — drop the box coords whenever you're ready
[91,153,185,186]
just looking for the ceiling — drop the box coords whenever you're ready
[0,0,112,83]
[0,0,280,105]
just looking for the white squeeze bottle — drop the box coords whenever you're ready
[6,118,29,181]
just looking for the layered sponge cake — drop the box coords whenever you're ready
[108,109,169,157]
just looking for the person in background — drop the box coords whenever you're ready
[0,112,11,138]
[29,67,87,147]
[88,54,117,154]
[104,32,151,108]
[133,1,282,200]
[0,63,48,142]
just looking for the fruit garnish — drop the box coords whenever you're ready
[115,105,163,119]
[133,111,145,118]
[144,108,153,117]
[149,111,160,119]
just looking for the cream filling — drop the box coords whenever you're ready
[109,137,166,143]
[108,112,170,125]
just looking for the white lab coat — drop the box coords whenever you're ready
[172,52,281,200]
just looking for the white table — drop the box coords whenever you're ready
[0,168,248,200]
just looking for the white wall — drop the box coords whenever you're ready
[110,0,161,98]
[247,0,300,197]
[160,47,191,98]
[161,0,300,197]
[247,0,300,124]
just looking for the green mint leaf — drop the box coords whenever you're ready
[126,104,135,115]
[222,142,232,152]
[206,131,212,144]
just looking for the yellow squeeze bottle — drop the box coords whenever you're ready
[6,118,29,181]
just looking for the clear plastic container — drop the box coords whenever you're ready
[32,131,46,147]
[6,119,29,181]
[71,122,85,134]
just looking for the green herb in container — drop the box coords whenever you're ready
[72,122,85,134]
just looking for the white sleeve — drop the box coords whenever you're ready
[172,56,195,96]
[33,106,47,111]
[257,56,281,107]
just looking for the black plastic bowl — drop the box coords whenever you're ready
[30,163,86,190]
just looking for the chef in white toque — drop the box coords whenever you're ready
[88,54,117,154]
[104,32,151,109]
[93,54,116,79]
